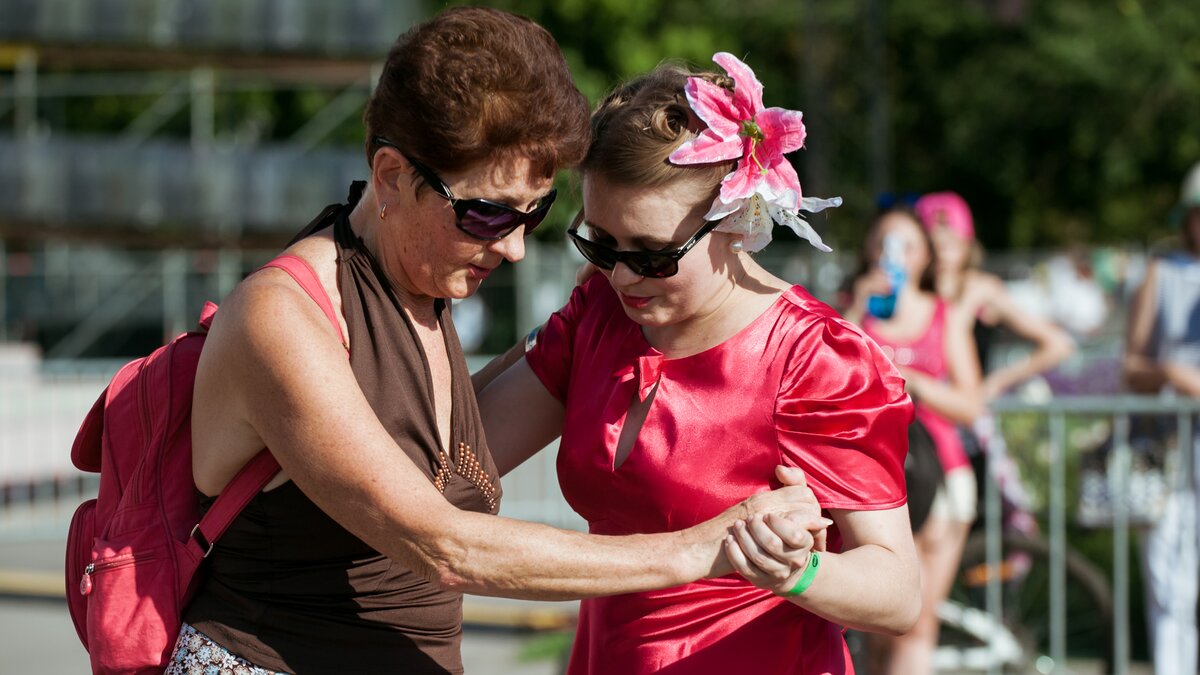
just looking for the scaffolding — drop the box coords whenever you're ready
[0,0,420,356]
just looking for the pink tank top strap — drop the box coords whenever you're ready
[259,254,347,349]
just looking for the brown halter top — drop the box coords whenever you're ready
[185,182,502,674]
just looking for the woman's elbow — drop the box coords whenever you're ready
[951,395,985,426]
[399,533,474,593]
[868,583,922,636]
[430,564,471,593]
[891,592,923,635]
[1048,332,1076,366]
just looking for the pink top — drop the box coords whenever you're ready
[526,276,912,675]
[862,300,969,472]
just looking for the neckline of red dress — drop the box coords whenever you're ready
[623,285,801,364]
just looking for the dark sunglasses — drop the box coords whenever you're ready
[372,136,557,240]
[567,211,719,279]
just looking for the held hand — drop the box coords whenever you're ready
[738,465,822,521]
[704,466,822,579]
[724,511,830,594]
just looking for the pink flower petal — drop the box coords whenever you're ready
[764,158,801,205]
[713,52,764,117]
[684,78,741,138]
[669,130,743,165]
[719,162,762,203]
[756,107,807,156]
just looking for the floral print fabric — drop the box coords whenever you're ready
[165,623,289,675]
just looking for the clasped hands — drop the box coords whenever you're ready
[725,465,830,596]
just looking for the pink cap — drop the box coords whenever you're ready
[915,191,974,241]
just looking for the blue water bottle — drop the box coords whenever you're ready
[867,232,907,319]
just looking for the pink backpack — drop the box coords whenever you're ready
[66,255,343,674]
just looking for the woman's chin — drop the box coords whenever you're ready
[443,272,487,299]
[622,305,671,327]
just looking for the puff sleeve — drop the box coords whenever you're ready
[775,315,912,511]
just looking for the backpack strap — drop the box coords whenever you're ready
[260,254,347,349]
[189,254,347,556]
[190,450,280,558]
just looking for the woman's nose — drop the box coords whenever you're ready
[490,228,527,263]
[610,261,644,285]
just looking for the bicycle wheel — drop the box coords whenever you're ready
[939,532,1114,674]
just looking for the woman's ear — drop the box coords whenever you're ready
[371,144,416,205]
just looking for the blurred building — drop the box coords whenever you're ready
[0,0,418,358]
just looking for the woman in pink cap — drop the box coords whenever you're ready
[914,192,1075,401]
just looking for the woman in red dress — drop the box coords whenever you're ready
[477,55,920,674]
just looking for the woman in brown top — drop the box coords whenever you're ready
[178,8,820,674]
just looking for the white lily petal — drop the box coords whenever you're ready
[767,204,833,253]
[799,195,843,214]
[744,205,775,252]
[713,197,756,237]
[714,194,775,252]
[704,197,743,222]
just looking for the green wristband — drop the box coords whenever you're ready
[781,551,821,597]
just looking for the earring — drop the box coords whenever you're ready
[730,239,745,253]
[379,203,388,221]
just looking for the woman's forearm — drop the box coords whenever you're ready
[908,372,982,425]
[1165,361,1200,397]
[983,332,1074,399]
[470,338,527,394]
[725,506,917,634]
[376,480,818,601]
[786,545,920,635]
[419,511,726,600]
[385,471,819,600]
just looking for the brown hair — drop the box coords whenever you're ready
[363,7,589,179]
[582,64,735,193]
[854,207,939,293]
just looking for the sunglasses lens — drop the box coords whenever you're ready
[458,204,522,240]
[570,234,617,269]
[627,254,677,278]
[457,192,556,240]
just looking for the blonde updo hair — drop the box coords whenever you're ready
[582,64,736,195]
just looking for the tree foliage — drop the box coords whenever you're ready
[461,0,1200,250]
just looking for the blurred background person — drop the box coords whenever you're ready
[844,208,984,675]
[915,191,1075,402]
[1123,160,1200,675]
[916,191,1076,535]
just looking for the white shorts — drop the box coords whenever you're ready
[928,466,977,524]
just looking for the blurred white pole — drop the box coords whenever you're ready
[14,47,37,139]
[162,249,188,341]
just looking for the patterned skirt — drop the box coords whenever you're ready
[165,623,290,675]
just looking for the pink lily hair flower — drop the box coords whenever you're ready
[668,52,840,252]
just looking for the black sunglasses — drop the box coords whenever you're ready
[372,136,557,241]
[567,211,720,279]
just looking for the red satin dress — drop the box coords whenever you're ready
[526,276,912,675]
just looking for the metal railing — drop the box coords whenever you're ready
[983,396,1200,674]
